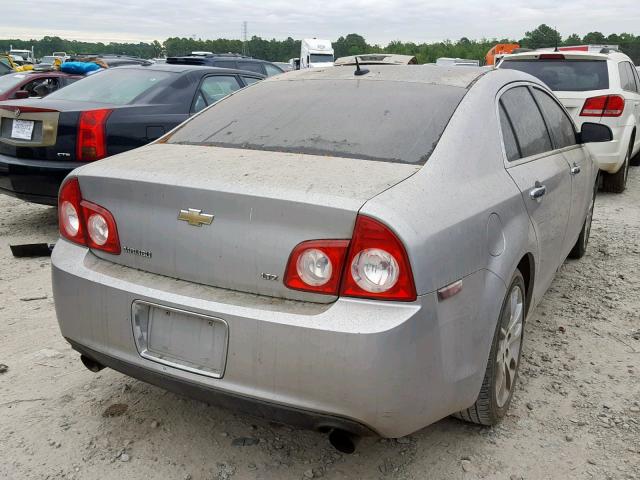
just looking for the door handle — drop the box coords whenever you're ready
[570,163,581,175]
[529,184,547,200]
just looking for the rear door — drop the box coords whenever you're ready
[499,85,572,296]
[530,86,593,252]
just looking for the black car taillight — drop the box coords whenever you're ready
[76,109,112,161]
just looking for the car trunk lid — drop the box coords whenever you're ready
[0,99,119,161]
[76,143,420,303]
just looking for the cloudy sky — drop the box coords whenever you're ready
[3,0,640,44]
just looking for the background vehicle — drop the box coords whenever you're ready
[485,43,520,66]
[35,55,64,71]
[0,58,12,76]
[334,54,417,66]
[0,71,81,100]
[166,53,284,76]
[70,54,152,67]
[300,38,334,68]
[436,57,480,67]
[499,48,640,192]
[0,64,264,205]
[52,65,607,448]
[9,48,35,64]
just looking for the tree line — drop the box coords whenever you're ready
[2,25,639,64]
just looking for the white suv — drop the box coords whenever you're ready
[499,48,640,192]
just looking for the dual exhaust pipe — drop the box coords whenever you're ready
[79,354,362,453]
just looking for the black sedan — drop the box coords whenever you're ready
[0,64,264,205]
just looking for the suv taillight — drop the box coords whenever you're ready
[76,109,112,161]
[580,95,625,117]
[283,215,417,301]
[58,177,121,254]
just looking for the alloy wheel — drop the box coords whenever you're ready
[495,284,524,408]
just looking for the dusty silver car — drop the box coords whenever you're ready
[52,65,610,451]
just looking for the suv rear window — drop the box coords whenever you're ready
[501,59,609,91]
[167,79,466,164]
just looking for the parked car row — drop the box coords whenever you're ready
[0,47,636,452]
[0,64,264,204]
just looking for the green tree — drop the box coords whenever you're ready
[520,24,562,49]
[564,34,582,46]
[583,32,606,44]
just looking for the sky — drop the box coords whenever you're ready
[3,0,640,45]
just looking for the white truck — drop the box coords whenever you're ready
[300,38,334,69]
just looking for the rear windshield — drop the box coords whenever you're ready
[45,68,175,104]
[0,74,26,94]
[500,59,609,91]
[167,79,466,164]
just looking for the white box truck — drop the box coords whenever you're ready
[300,38,334,68]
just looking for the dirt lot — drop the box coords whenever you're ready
[1,171,639,480]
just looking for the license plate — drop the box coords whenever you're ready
[132,301,228,378]
[11,119,34,140]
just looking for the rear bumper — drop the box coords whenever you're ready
[0,153,78,205]
[583,124,632,174]
[51,239,505,438]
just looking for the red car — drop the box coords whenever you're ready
[0,71,82,101]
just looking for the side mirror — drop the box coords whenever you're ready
[12,90,29,99]
[579,122,613,143]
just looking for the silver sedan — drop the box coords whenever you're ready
[51,65,610,451]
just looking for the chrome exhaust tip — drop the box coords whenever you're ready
[328,429,360,454]
[80,354,105,373]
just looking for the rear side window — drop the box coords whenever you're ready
[501,59,609,91]
[500,86,552,159]
[214,60,237,69]
[619,62,638,92]
[264,63,283,77]
[237,61,264,75]
[241,76,261,85]
[192,75,242,113]
[499,103,520,162]
[531,88,577,149]
[169,79,467,165]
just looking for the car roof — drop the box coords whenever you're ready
[266,64,488,89]
[501,50,632,62]
[110,63,266,76]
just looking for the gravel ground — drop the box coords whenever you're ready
[0,170,639,480]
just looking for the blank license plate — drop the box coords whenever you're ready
[11,119,34,140]
[133,302,228,378]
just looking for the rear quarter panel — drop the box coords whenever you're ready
[360,71,539,396]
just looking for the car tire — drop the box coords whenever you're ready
[454,270,526,426]
[569,178,598,259]
[602,141,631,193]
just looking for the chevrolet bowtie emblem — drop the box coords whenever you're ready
[178,208,214,227]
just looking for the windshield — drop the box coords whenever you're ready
[167,79,466,164]
[0,74,26,94]
[40,56,55,63]
[46,68,175,104]
[309,54,334,63]
[500,59,609,91]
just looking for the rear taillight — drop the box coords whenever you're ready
[340,216,416,301]
[284,240,349,295]
[76,109,112,161]
[580,95,625,117]
[58,177,120,254]
[283,215,417,301]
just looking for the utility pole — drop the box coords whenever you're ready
[242,21,248,56]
